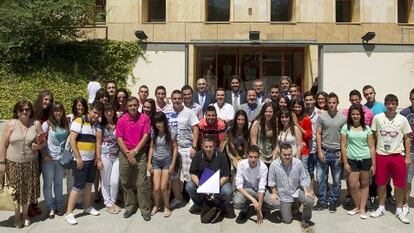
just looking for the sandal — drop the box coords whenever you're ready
[105,206,118,214]
[163,208,171,218]
[151,207,159,216]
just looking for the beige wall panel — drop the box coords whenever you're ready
[348,24,365,43]
[185,23,218,40]
[298,23,317,40]
[107,24,124,41]
[169,0,203,22]
[255,23,284,39]
[217,23,251,40]
[123,23,141,42]
[107,0,139,23]
[153,23,186,41]
[299,0,333,22]
[377,24,400,43]
[361,23,380,43]
[317,23,349,42]
[362,0,394,23]
[233,0,268,22]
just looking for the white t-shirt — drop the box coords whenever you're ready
[87,81,101,104]
[371,113,411,155]
[212,103,234,122]
[166,107,199,148]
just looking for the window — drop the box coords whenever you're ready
[271,0,293,22]
[398,0,414,24]
[147,0,166,22]
[336,0,353,22]
[206,0,230,22]
[94,0,106,23]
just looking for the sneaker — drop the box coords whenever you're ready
[387,196,396,205]
[301,220,309,228]
[23,219,31,227]
[396,212,410,224]
[83,207,100,216]
[189,204,202,214]
[236,211,248,223]
[329,202,337,213]
[64,213,78,225]
[366,197,375,211]
[313,201,328,211]
[48,210,55,219]
[403,204,410,217]
[370,208,385,218]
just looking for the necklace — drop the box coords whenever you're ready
[19,120,29,156]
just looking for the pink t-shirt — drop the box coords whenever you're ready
[342,105,374,126]
[116,112,150,150]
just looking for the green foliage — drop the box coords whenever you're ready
[0,0,95,62]
[0,40,141,119]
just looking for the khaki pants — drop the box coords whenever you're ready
[119,151,151,215]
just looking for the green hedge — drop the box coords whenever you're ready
[0,39,140,119]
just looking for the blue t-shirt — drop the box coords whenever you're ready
[400,106,414,154]
[365,101,386,115]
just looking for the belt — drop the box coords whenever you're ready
[322,147,340,153]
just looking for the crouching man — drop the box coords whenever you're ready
[233,145,276,224]
[268,143,314,228]
[185,136,232,216]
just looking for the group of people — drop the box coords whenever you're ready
[0,74,413,229]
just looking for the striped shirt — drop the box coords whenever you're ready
[268,158,311,203]
[70,117,101,161]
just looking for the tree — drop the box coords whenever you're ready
[0,0,95,63]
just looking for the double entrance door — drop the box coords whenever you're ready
[196,46,304,91]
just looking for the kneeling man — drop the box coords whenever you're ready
[268,143,314,228]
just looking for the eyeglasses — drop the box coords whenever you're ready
[380,131,398,138]
[18,108,30,113]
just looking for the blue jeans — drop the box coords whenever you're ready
[307,153,317,180]
[185,181,232,208]
[42,160,65,211]
[316,150,343,205]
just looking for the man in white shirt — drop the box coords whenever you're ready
[233,145,275,224]
[181,85,203,119]
[87,74,101,104]
[212,88,234,123]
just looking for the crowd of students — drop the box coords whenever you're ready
[0,75,413,229]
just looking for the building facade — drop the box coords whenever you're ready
[88,0,414,107]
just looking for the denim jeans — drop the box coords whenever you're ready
[42,160,65,211]
[185,181,232,208]
[307,153,317,180]
[316,150,343,205]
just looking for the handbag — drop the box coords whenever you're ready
[0,174,18,211]
[60,138,73,169]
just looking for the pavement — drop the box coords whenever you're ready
[0,120,413,233]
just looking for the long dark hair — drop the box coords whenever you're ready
[292,97,305,121]
[151,112,172,147]
[255,102,278,148]
[48,102,69,131]
[278,109,295,136]
[275,94,291,113]
[144,98,156,119]
[100,103,118,129]
[115,88,130,112]
[316,91,328,110]
[94,88,110,104]
[346,103,367,131]
[229,110,249,142]
[33,90,54,121]
[71,97,88,118]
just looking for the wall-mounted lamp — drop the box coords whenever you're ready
[249,31,260,41]
[135,30,148,41]
[361,32,375,43]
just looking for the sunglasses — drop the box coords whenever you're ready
[18,108,30,113]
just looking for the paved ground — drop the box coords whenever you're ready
[0,120,413,233]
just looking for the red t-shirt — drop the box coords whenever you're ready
[198,118,226,149]
[299,115,312,156]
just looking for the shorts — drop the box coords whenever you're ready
[72,160,96,191]
[152,156,172,171]
[348,158,372,172]
[375,153,406,188]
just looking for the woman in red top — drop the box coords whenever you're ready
[292,97,313,174]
